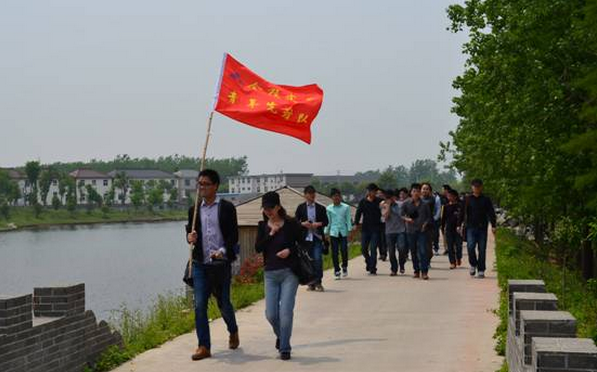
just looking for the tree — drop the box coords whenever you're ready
[0,170,20,206]
[113,171,129,206]
[51,194,61,210]
[104,186,116,207]
[130,180,145,210]
[147,184,164,212]
[77,180,86,204]
[168,187,178,207]
[377,166,399,191]
[38,168,57,206]
[24,161,41,205]
[0,197,10,219]
[445,0,595,269]
[85,184,103,210]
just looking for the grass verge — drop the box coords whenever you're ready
[493,229,597,371]
[0,207,186,231]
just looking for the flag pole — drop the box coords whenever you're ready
[187,53,227,280]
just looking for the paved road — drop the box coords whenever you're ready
[113,234,503,372]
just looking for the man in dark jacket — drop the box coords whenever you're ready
[295,185,329,292]
[186,169,239,361]
[458,178,497,279]
[354,183,383,275]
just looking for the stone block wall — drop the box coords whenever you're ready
[507,279,597,372]
[0,284,123,372]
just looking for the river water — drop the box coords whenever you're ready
[0,221,190,322]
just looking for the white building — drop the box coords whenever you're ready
[228,173,313,194]
[69,169,112,205]
[173,169,198,203]
[4,169,27,206]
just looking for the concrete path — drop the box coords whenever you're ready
[113,234,503,372]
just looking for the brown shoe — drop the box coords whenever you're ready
[229,332,240,350]
[449,263,456,270]
[413,272,420,279]
[422,273,429,280]
[457,259,462,266]
[191,346,211,361]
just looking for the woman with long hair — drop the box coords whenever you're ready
[255,191,303,360]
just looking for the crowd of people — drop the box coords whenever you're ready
[185,169,497,362]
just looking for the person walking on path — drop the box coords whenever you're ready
[325,188,353,280]
[402,183,433,280]
[376,189,388,262]
[421,183,441,262]
[185,169,240,361]
[458,178,497,279]
[441,188,463,269]
[255,191,303,360]
[382,189,408,275]
[354,183,383,275]
[295,185,329,292]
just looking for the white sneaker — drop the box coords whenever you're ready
[477,271,485,279]
[334,272,341,280]
[342,271,348,278]
[469,266,476,277]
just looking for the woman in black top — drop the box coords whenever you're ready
[255,191,303,360]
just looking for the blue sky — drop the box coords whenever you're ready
[0,0,467,174]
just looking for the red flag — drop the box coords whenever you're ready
[214,54,323,144]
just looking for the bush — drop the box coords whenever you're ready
[51,195,61,210]
[0,201,10,219]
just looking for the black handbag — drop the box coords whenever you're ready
[183,260,194,287]
[292,243,318,286]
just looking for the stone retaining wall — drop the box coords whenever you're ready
[0,284,123,372]
[507,279,597,372]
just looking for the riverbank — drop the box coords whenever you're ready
[0,207,187,232]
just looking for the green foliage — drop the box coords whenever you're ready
[0,170,20,205]
[85,184,103,210]
[0,199,10,220]
[146,184,164,212]
[0,207,186,231]
[51,194,61,210]
[38,168,57,206]
[24,161,41,204]
[168,187,178,207]
[130,181,145,210]
[446,0,597,246]
[45,154,248,185]
[32,202,42,218]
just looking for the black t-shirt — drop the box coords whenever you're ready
[263,227,291,271]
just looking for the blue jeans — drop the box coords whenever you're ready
[407,231,429,274]
[265,268,299,353]
[330,236,349,274]
[361,229,380,273]
[467,227,488,272]
[387,232,408,273]
[308,238,324,285]
[192,261,238,349]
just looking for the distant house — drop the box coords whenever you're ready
[3,168,27,206]
[69,169,112,205]
[107,169,175,204]
[228,173,313,194]
[173,169,198,203]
